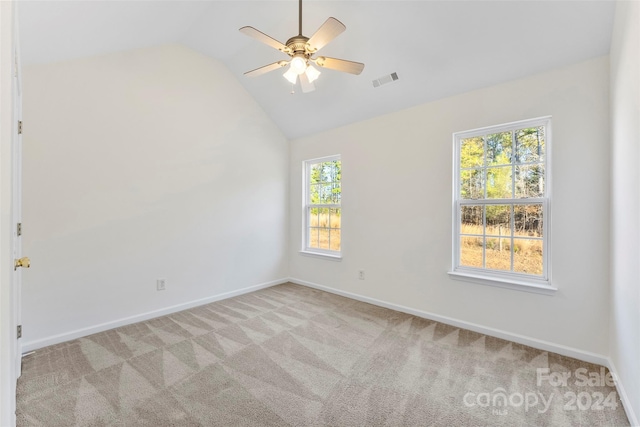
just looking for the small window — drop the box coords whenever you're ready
[450,117,553,292]
[302,156,341,258]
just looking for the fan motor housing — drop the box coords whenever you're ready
[286,35,312,56]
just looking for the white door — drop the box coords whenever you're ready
[1,2,26,423]
[12,5,25,377]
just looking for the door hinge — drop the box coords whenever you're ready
[17,325,22,339]
[17,223,22,236]
[18,121,22,135]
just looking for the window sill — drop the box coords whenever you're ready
[448,270,556,295]
[299,250,342,261]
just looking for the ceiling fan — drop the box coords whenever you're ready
[239,0,365,93]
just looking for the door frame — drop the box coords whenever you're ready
[12,0,22,379]
[0,1,20,426]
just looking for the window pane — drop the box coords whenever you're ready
[319,228,330,250]
[319,163,328,183]
[513,238,543,275]
[318,208,329,227]
[310,184,320,204]
[486,205,511,236]
[486,132,512,166]
[460,169,484,199]
[460,137,484,168]
[332,183,341,204]
[308,228,320,248]
[486,166,512,198]
[461,205,482,235]
[310,163,322,184]
[309,208,319,227]
[319,184,333,203]
[515,164,544,198]
[514,204,543,238]
[329,229,341,251]
[485,238,511,271]
[515,126,545,164]
[329,208,341,229]
[460,236,483,268]
[321,162,336,183]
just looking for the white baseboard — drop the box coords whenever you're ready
[605,358,640,427]
[289,277,610,366]
[21,278,289,353]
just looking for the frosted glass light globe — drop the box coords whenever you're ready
[305,65,321,83]
[283,68,298,84]
[290,56,307,75]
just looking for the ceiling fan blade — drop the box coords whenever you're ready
[299,73,316,93]
[314,57,365,75]
[239,26,291,53]
[306,17,346,52]
[244,61,289,77]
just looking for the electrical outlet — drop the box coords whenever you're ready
[157,278,166,291]
[358,270,365,280]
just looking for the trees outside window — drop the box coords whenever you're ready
[452,117,552,291]
[303,156,341,257]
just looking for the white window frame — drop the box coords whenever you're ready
[300,155,342,260]
[448,117,555,294]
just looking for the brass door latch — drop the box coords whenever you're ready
[14,257,30,271]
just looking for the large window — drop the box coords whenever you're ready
[303,155,341,257]
[451,117,553,292]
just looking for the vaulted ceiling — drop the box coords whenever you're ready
[19,1,616,139]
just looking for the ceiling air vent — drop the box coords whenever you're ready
[372,72,399,88]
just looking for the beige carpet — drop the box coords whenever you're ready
[16,283,630,426]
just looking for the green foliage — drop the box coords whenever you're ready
[486,164,511,199]
[486,205,510,227]
[485,132,512,166]
[309,160,341,207]
[515,126,545,164]
[459,127,544,236]
[458,127,546,275]
[460,137,483,168]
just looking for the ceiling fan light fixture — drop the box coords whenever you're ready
[283,67,298,84]
[290,55,308,75]
[305,64,321,83]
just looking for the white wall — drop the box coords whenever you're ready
[21,44,289,348]
[289,57,611,357]
[610,0,640,424]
